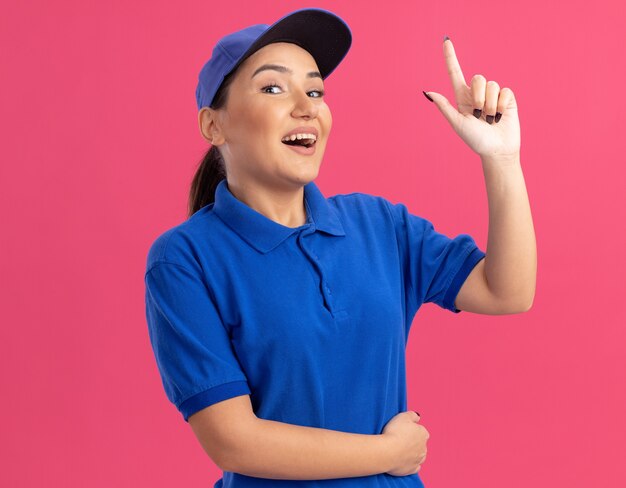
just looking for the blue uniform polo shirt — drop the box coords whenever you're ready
[144,178,485,488]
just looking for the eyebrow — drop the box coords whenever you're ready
[251,64,322,80]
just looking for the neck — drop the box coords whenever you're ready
[226,179,308,228]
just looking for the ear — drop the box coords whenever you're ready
[198,107,226,146]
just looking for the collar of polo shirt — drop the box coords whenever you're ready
[213,179,346,254]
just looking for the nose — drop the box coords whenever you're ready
[291,90,319,119]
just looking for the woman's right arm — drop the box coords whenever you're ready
[188,394,427,480]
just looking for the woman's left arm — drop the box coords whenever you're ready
[424,37,536,314]
[456,154,537,314]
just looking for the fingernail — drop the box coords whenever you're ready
[473,108,482,119]
[495,112,502,123]
[414,411,421,416]
[443,35,450,42]
[422,91,434,102]
[486,114,494,124]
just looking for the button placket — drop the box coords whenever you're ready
[297,229,335,313]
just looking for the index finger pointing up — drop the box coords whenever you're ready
[444,37,468,91]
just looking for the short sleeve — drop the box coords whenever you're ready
[384,199,486,314]
[145,261,251,422]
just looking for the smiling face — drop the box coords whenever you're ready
[202,42,332,193]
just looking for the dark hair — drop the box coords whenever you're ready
[187,68,238,217]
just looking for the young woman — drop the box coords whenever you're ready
[144,7,536,488]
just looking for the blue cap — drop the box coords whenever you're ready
[195,8,352,110]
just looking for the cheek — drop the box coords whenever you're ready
[320,104,332,132]
[232,113,270,150]
[230,97,265,125]
[250,105,282,139]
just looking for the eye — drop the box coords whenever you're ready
[261,83,283,94]
[308,89,325,98]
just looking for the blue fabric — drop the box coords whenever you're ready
[144,178,485,487]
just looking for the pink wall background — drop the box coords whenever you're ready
[2,0,625,486]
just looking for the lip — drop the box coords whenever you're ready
[282,126,319,139]
[283,140,316,156]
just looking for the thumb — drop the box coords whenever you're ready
[412,410,421,421]
[423,91,463,130]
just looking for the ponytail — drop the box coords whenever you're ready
[187,66,238,217]
[187,146,226,217]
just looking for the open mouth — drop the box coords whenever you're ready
[281,135,317,148]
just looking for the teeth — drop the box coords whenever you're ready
[281,133,317,143]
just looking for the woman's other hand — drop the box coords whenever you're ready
[382,410,429,476]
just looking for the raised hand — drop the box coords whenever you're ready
[424,37,521,161]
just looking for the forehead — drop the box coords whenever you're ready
[240,42,319,73]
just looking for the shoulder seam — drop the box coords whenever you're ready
[145,260,196,277]
[382,197,420,317]
[155,228,178,262]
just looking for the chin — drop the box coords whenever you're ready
[291,164,321,187]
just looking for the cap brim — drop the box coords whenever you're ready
[231,8,352,80]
